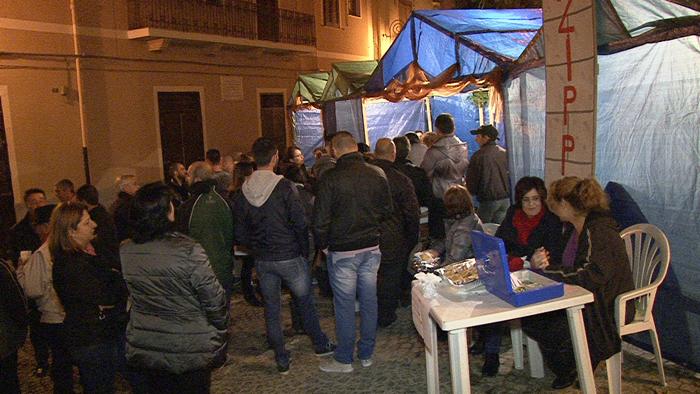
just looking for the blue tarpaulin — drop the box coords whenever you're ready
[430,94,494,160]
[365,100,427,150]
[366,9,542,92]
[596,37,700,370]
[292,107,323,166]
[334,99,366,143]
[504,67,546,183]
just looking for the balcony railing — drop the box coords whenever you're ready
[127,0,316,47]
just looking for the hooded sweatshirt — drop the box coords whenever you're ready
[233,170,309,261]
[242,170,284,207]
[421,134,469,199]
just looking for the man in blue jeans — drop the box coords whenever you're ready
[232,137,334,375]
[314,132,393,373]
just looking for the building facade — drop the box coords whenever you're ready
[0,0,433,223]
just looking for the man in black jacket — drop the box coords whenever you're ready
[232,137,334,375]
[5,188,49,378]
[467,124,510,224]
[372,139,420,327]
[314,132,392,373]
[77,184,120,263]
[110,175,139,242]
[165,161,190,206]
[6,188,46,263]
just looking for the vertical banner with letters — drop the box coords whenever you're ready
[543,0,597,184]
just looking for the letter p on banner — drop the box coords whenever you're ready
[561,134,575,175]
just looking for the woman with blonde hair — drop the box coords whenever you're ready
[50,202,128,393]
[524,177,634,389]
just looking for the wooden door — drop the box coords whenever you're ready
[260,93,287,152]
[0,98,16,250]
[157,92,205,170]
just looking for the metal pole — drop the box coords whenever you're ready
[425,96,433,133]
[70,0,91,184]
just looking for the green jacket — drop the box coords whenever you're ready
[176,180,234,290]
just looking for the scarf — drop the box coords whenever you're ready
[513,208,545,246]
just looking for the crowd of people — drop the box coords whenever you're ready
[0,112,634,393]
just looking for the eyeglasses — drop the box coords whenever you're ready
[522,196,541,204]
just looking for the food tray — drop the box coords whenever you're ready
[436,259,482,291]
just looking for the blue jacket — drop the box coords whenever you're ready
[232,171,309,261]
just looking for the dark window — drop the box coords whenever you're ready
[259,93,287,152]
[348,0,360,17]
[323,0,340,27]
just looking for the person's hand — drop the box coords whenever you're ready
[531,247,550,270]
[19,250,32,265]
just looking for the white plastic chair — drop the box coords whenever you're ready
[509,320,544,378]
[606,223,671,392]
[482,223,500,236]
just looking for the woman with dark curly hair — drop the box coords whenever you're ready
[474,177,565,377]
[120,182,229,393]
[495,176,564,273]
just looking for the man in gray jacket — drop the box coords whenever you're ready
[421,113,469,239]
[466,124,510,224]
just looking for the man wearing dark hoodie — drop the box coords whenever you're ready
[232,137,334,375]
[421,113,469,239]
[176,161,235,301]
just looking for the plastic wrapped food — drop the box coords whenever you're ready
[410,250,441,274]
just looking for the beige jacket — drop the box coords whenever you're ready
[17,243,65,324]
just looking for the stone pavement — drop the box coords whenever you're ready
[17,290,700,393]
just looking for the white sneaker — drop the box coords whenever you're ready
[319,358,354,373]
[360,358,373,368]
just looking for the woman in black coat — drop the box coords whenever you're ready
[476,177,564,377]
[0,258,28,394]
[495,177,564,271]
[120,183,228,394]
[50,203,128,394]
[526,177,634,389]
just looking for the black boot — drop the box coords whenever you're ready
[469,339,485,355]
[481,353,499,377]
[551,370,577,390]
[244,294,263,307]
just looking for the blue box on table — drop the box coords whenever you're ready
[471,230,564,307]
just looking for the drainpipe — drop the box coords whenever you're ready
[69,0,91,184]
